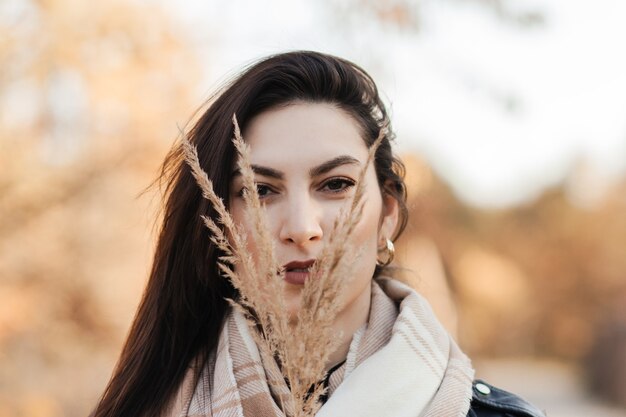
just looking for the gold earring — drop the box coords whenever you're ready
[376,238,395,267]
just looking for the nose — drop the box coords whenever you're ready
[278,192,323,247]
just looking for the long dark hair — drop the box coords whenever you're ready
[92,51,408,417]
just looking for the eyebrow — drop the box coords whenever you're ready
[231,155,361,180]
[309,155,360,177]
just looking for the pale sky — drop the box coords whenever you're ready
[166,0,626,207]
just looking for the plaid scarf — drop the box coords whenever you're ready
[165,278,474,417]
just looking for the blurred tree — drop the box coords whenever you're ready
[327,0,544,32]
[398,158,626,400]
[0,0,200,415]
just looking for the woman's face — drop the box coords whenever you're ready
[229,102,398,319]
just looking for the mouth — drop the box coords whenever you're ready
[282,259,316,285]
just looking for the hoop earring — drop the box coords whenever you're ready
[376,238,395,267]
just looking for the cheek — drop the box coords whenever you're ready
[227,202,261,262]
[350,193,384,261]
[356,209,382,256]
[360,176,385,237]
[334,193,382,309]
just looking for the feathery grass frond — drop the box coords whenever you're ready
[288,126,386,414]
[182,119,387,417]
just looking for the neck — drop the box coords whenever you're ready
[324,282,372,371]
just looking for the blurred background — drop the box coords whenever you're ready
[0,0,625,416]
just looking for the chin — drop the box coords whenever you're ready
[284,291,303,324]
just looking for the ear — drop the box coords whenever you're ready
[379,192,400,244]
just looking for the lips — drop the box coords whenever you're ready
[283,259,315,285]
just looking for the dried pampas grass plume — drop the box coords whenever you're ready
[181,115,386,417]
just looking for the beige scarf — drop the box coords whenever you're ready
[165,278,474,417]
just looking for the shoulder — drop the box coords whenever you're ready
[467,380,547,417]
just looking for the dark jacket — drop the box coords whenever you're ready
[468,380,546,417]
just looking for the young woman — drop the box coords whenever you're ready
[92,51,545,417]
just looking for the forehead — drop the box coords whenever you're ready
[243,102,369,167]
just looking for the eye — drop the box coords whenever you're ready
[320,177,356,193]
[256,184,274,198]
[237,183,275,199]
